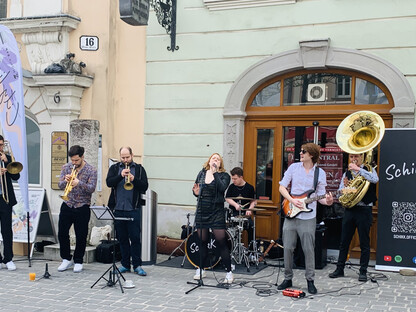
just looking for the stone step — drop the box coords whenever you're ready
[44,244,96,263]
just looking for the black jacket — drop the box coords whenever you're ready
[106,162,148,210]
[193,169,230,204]
[2,154,20,206]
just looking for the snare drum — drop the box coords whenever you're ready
[185,230,233,269]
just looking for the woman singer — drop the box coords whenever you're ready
[192,153,233,284]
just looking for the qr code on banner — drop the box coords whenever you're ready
[391,202,416,234]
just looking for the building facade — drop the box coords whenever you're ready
[1,0,147,231]
[145,0,416,257]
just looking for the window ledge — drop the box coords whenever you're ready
[204,0,296,11]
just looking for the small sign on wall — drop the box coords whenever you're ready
[51,132,68,190]
[80,35,99,51]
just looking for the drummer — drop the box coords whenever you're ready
[225,167,257,243]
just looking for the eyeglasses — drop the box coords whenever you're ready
[300,149,307,154]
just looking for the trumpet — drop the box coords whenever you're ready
[60,165,78,201]
[124,163,134,190]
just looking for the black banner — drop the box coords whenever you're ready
[119,0,150,26]
[376,129,416,271]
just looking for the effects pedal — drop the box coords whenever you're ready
[282,288,306,298]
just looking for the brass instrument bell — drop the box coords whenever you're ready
[336,110,385,208]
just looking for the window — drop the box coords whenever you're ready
[248,70,392,109]
[26,117,41,184]
[0,0,6,18]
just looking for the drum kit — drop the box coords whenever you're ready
[172,196,267,271]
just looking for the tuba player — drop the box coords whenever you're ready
[329,153,378,282]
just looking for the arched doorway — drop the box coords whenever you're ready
[223,42,415,258]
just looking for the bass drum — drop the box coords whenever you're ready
[185,229,233,269]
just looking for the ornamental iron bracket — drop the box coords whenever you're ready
[150,0,179,52]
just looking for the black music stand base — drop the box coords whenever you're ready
[91,263,125,293]
[186,278,229,294]
[89,206,130,294]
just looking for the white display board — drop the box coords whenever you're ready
[12,187,45,243]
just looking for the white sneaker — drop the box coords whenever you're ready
[73,263,83,273]
[193,268,206,280]
[225,271,234,284]
[58,259,73,272]
[6,261,16,271]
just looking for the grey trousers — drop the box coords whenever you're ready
[282,217,316,281]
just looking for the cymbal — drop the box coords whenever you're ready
[231,215,249,220]
[254,204,279,209]
[227,196,255,201]
[244,207,265,211]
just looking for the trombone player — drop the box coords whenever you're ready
[0,135,20,271]
[106,147,148,276]
[57,145,97,273]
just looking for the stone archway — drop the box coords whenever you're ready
[223,39,415,170]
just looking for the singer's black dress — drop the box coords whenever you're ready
[194,169,230,229]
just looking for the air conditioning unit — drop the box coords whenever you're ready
[307,83,326,102]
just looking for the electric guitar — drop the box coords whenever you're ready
[282,188,356,219]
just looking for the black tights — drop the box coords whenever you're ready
[197,228,231,272]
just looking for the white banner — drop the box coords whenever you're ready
[0,25,29,212]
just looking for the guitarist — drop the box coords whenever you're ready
[278,143,333,294]
[329,153,378,282]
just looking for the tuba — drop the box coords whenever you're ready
[336,111,385,208]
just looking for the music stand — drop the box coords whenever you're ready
[90,206,132,293]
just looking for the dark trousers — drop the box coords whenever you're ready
[337,206,373,272]
[0,198,13,263]
[114,209,142,269]
[58,203,91,264]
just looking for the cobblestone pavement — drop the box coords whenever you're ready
[0,254,415,312]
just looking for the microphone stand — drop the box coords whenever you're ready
[186,167,228,294]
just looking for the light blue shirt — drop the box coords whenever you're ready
[279,162,327,220]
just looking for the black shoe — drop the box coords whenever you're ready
[307,280,317,294]
[277,279,292,290]
[358,272,368,282]
[329,267,344,278]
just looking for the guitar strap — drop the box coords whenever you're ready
[313,166,319,192]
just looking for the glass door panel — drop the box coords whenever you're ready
[282,126,315,174]
[317,126,344,194]
[282,125,343,195]
[255,129,274,200]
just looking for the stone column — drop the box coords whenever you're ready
[69,120,102,243]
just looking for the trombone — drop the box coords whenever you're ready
[0,140,24,204]
[124,163,134,190]
[0,158,9,203]
[60,165,78,201]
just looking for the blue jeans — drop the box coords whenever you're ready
[114,209,142,269]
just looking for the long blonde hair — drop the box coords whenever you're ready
[203,153,226,173]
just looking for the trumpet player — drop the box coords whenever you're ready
[57,145,97,273]
[106,146,148,276]
[329,153,378,282]
[0,135,20,271]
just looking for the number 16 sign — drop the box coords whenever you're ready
[80,35,99,51]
